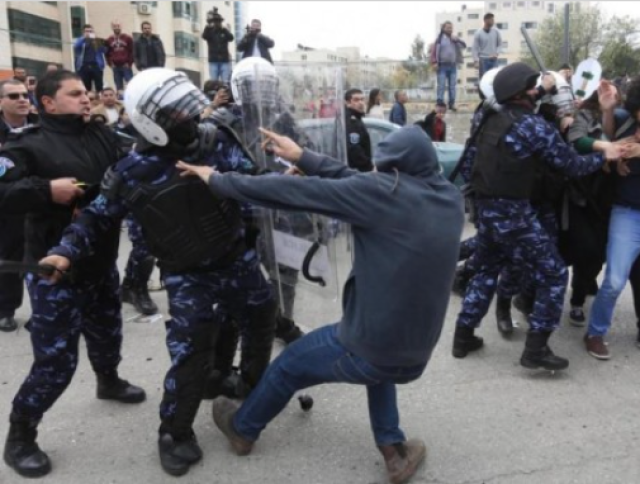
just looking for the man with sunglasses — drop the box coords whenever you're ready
[0,80,38,333]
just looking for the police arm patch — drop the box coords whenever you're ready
[0,157,15,178]
[349,133,360,145]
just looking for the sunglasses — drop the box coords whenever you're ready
[4,93,29,100]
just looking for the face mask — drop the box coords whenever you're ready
[168,119,199,147]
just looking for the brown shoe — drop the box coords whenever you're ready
[211,397,254,456]
[584,334,610,360]
[378,438,426,484]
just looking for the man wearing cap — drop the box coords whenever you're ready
[452,62,627,371]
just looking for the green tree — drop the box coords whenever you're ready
[598,16,640,77]
[519,4,603,70]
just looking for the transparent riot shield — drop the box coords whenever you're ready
[231,58,349,319]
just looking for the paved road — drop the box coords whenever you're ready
[1,223,640,484]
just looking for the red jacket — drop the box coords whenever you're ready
[105,33,134,67]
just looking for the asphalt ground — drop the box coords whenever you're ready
[2,221,640,484]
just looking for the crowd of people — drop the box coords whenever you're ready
[0,10,639,484]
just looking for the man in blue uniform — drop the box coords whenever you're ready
[0,70,145,479]
[452,63,626,371]
[41,68,277,477]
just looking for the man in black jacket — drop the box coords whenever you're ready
[0,80,38,333]
[134,21,166,71]
[237,19,274,64]
[0,70,145,479]
[344,88,373,171]
[202,8,234,83]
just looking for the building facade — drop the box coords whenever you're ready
[0,1,240,87]
[435,0,581,90]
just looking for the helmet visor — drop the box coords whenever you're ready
[137,74,209,131]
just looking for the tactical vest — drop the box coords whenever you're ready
[103,167,242,273]
[471,108,541,200]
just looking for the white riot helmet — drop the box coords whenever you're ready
[479,66,504,111]
[231,57,278,106]
[124,68,209,146]
[537,71,575,117]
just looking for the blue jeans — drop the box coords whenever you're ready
[436,64,457,107]
[112,65,134,91]
[588,205,640,336]
[479,58,498,80]
[209,62,231,83]
[233,324,425,446]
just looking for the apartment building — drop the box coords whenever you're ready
[281,45,402,91]
[435,0,581,90]
[0,1,241,87]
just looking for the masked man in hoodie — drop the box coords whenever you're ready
[176,125,465,484]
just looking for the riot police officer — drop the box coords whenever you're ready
[0,70,145,479]
[452,62,626,371]
[41,68,277,477]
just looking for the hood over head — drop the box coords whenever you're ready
[373,125,440,179]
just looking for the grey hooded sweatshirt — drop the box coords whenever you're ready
[208,126,464,367]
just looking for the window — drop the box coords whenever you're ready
[467,29,476,36]
[7,9,62,50]
[12,57,61,78]
[466,47,472,53]
[173,1,197,21]
[70,6,86,39]
[503,2,512,8]
[501,41,509,49]
[531,1,541,6]
[516,1,526,7]
[466,77,479,84]
[488,2,497,9]
[522,21,538,29]
[497,58,508,66]
[466,61,475,68]
[42,2,58,5]
[174,31,199,59]
[496,22,509,30]
[468,13,479,19]
[547,3,555,13]
[301,55,307,61]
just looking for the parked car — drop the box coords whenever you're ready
[297,117,464,187]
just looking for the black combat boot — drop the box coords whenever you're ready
[3,415,51,478]
[452,325,484,358]
[275,314,304,345]
[122,257,158,315]
[158,430,202,476]
[121,277,135,305]
[495,296,514,336]
[520,330,569,371]
[96,371,146,403]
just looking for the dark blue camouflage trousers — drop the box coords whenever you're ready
[496,204,559,300]
[159,249,273,434]
[456,200,567,332]
[12,266,123,423]
[124,215,153,283]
